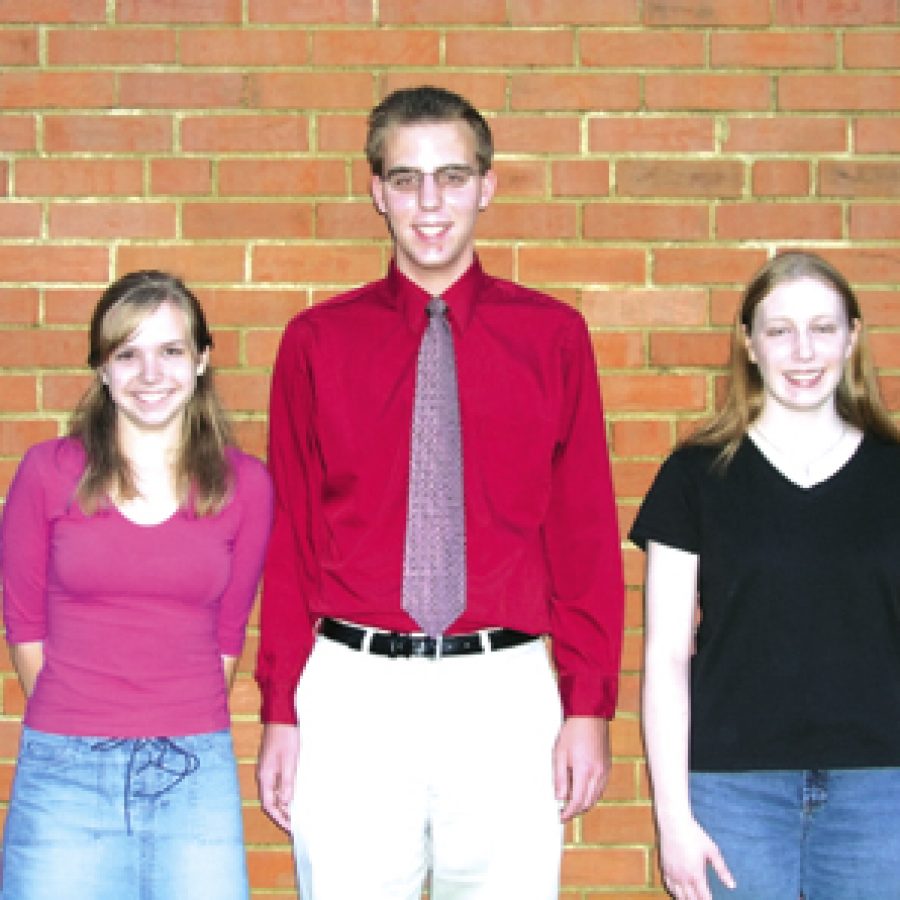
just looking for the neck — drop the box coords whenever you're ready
[117,417,181,474]
[752,403,846,449]
[395,252,473,298]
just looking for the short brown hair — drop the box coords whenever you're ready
[365,85,493,177]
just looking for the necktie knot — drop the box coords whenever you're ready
[427,296,446,318]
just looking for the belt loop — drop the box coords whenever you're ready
[361,627,373,653]
[435,634,443,660]
[480,629,492,653]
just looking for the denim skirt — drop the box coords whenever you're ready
[0,727,249,900]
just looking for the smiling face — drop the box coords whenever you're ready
[370,120,496,296]
[746,276,859,417]
[102,301,208,438]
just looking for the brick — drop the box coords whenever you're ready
[207,330,240,368]
[870,332,900,368]
[645,0,770,25]
[845,32,900,69]
[0,376,37,412]
[250,72,374,110]
[508,0,639,25]
[814,248,900,285]
[0,202,42,238]
[561,846,648,887]
[3,678,25,716]
[583,29,704,68]
[611,420,674,458]
[0,329,85,367]
[116,245,246,282]
[492,115,581,154]
[599,374,707,412]
[752,160,810,197]
[0,1,105,23]
[379,73,507,112]
[0,72,115,109]
[0,115,35,151]
[119,72,246,109]
[117,0,242,23]
[589,116,714,152]
[182,115,308,152]
[312,30,440,67]
[492,160,546,198]
[248,0,371,23]
[381,0,505,22]
[591,332,646,369]
[316,114,367,153]
[316,202,384,239]
[613,460,661,497]
[650,332,730,367]
[779,76,900,112]
[231,420,267,459]
[850,205,900,240]
[0,246,108,284]
[617,160,744,198]
[511,74,640,112]
[855,118,900,154]
[820,162,900,198]
[48,202,175,240]
[775,0,897,25]
[479,203,577,240]
[582,290,708,327]
[253,244,384,284]
[44,289,100,325]
[245,330,283,367]
[646,74,770,111]
[214,373,270,412]
[582,802,656,844]
[717,202,841,239]
[42,374,91,412]
[710,288,743,326]
[150,159,213,196]
[219,159,346,197]
[0,420,59,456]
[15,160,143,198]
[242,805,286,844]
[519,247,644,286]
[712,31,836,68]
[552,161,609,198]
[860,291,900,326]
[245,848,297,889]
[0,289,39,325]
[725,116,846,152]
[48,27,176,64]
[447,30,574,67]
[180,29,309,66]
[0,29,37,65]
[202,289,305,328]
[584,203,708,241]
[44,114,172,153]
[183,202,313,239]
[654,248,767,285]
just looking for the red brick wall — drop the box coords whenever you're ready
[0,1,897,896]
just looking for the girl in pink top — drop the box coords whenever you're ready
[0,271,273,900]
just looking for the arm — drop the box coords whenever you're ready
[643,540,734,898]
[543,317,625,815]
[257,721,300,833]
[10,641,44,698]
[222,654,238,689]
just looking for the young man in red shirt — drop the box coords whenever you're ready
[256,85,624,899]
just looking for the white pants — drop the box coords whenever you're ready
[290,633,564,900]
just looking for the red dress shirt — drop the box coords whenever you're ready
[256,258,624,723]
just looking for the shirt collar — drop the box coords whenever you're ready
[387,257,485,334]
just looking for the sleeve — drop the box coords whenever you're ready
[1,444,52,644]
[254,319,322,724]
[216,454,275,657]
[628,449,701,554]
[542,315,625,719]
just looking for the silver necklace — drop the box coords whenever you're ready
[751,424,848,477]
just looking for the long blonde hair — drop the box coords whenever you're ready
[686,251,899,466]
[70,270,233,515]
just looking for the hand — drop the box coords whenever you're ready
[553,716,611,821]
[257,722,300,833]
[659,817,735,899]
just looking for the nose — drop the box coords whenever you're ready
[793,329,814,361]
[139,352,163,383]
[416,172,442,211]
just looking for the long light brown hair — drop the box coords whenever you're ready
[70,270,233,515]
[686,251,899,466]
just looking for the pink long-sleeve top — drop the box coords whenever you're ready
[1,438,273,737]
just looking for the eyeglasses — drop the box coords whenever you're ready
[382,165,479,193]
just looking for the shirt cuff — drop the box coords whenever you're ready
[558,672,619,719]
[258,680,298,725]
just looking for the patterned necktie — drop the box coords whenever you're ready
[402,296,467,637]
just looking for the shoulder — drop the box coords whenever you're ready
[17,437,85,481]
[226,448,273,498]
[483,275,583,322]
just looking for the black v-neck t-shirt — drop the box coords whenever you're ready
[630,435,900,771]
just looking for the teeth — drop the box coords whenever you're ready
[417,225,448,236]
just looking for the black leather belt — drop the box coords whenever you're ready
[319,617,538,659]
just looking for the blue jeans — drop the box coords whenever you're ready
[690,769,900,900]
[0,727,248,900]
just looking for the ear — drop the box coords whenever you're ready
[370,176,387,216]
[99,369,109,386]
[743,324,757,364]
[196,348,210,377]
[478,169,497,211]
[846,318,861,360]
